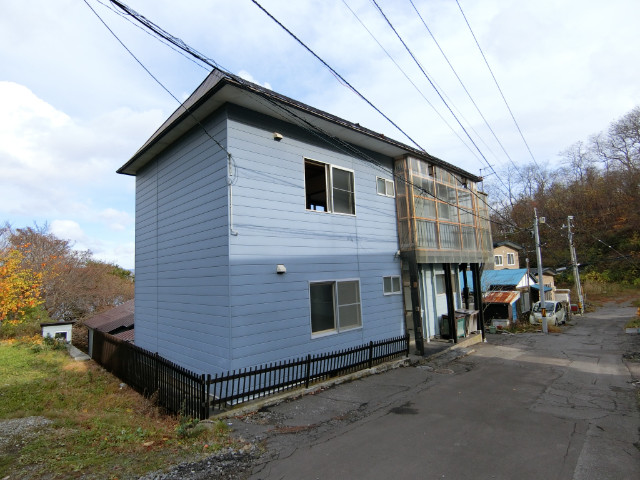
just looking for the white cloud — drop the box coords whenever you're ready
[99,208,133,232]
[237,70,272,90]
[49,220,89,247]
[0,82,158,218]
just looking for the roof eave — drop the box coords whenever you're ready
[117,70,481,182]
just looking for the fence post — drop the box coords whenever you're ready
[405,333,410,357]
[205,374,211,419]
[154,352,159,393]
[368,341,374,368]
[199,374,206,420]
[304,354,311,388]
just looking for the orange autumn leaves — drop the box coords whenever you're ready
[0,246,43,324]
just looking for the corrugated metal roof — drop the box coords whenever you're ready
[530,284,553,291]
[113,329,135,343]
[84,300,134,333]
[484,291,520,304]
[482,269,533,290]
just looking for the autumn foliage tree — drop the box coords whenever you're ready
[0,224,133,334]
[0,248,43,324]
[486,106,640,284]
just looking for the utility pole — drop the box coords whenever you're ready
[526,257,532,311]
[567,216,585,314]
[534,208,548,333]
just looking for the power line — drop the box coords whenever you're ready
[95,0,211,73]
[340,0,482,165]
[84,1,225,155]
[409,0,521,173]
[249,0,426,153]
[455,0,539,168]
[369,0,515,203]
[543,221,639,269]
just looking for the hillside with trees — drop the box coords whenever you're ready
[486,107,640,285]
[0,224,133,337]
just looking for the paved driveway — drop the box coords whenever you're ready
[229,302,640,480]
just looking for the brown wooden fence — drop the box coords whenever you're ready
[91,331,409,419]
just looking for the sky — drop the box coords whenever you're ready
[1,0,639,270]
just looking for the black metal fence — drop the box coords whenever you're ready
[92,330,208,419]
[208,334,410,411]
[91,331,409,419]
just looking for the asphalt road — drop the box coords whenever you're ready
[228,302,640,480]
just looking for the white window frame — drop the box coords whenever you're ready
[507,252,515,265]
[309,279,362,337]
[383,275,401,295]
[376,176,395,197]
[494,255,503,266]
[304,158,356,215]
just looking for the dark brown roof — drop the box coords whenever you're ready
[113,329,135,343]
[117,69,481,183]
[40,321,75,327]
[493,241,524,251]
[84,300,134,333]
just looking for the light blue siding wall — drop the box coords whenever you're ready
[134,110,231,374]
[225,105,403,370]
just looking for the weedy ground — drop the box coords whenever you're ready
[0,337,234,479]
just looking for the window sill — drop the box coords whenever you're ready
[311,325,362,339]
[305,209,356,217]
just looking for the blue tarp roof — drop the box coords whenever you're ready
[459,268,534,292]
[530,284,553,292]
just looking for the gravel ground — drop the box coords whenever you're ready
[138,445,260,480]
[0,416,53,452]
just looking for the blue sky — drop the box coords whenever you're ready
[2,0,639,269]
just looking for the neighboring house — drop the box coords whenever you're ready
[481,268,534,324]
[492,241,523,269]
[481,268,535,293]
[483,291,520,327]
[533,268,556,301]
[84,300,135,357]
[482,268,553,314]
[117,69,490,373]
[41,321,75,343]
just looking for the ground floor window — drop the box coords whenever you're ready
[310,280,362,335]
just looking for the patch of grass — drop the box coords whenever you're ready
[625,316,640,329]
[502,320,564,334]
[0,338,237,479]
[505,321,543,334]
[582,282,640,307]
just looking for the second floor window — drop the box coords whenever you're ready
[305,159,355,215]
[507,253,515,265]
[495,255,503,266]
[376,177,395,197]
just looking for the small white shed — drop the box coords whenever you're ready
[40,321,75,343]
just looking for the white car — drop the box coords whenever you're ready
[529,301,566,326]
